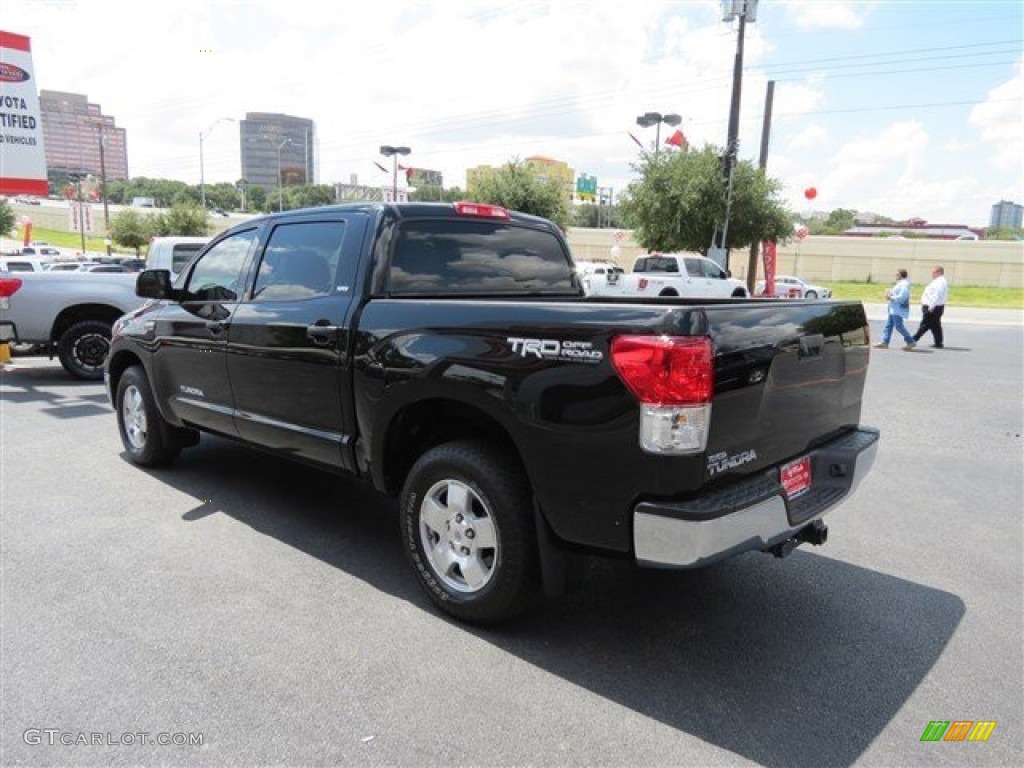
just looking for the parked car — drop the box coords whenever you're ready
[19,246,61,258]
[756,275,832,299]
[587,252,749,299]
[145,236,211,278]
[116,258,147,272]
[45,262,103,272]
[575,260,625,295]
[102,201,879,624]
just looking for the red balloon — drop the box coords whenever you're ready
[804,187,818,200]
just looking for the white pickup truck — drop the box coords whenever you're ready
[587,252,750,299]
[0,236,210,379]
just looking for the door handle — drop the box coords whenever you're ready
[307,322,339,345]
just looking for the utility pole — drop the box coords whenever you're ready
[714,0,759,270]
[746,79,775,293]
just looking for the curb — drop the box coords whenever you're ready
[862,303,1023,327]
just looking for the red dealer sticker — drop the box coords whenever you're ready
[0,62,29,82]
[781,455,812,499]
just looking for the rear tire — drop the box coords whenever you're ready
[658,289,679,297]
[805,290,818,299]
[57,320,111,380]
[400,440,540,624]
[116,365,182,467]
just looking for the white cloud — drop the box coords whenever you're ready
[789,124,828,150]
[969,59,1024,170]
[779,0,871,30]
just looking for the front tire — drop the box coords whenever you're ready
[805,290,818,299]
[116,365,182,467]
[400,441,540,624]
[57,319,111,380]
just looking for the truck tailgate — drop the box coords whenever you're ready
[703,300,870,481]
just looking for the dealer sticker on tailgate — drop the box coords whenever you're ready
[781,455,812,499]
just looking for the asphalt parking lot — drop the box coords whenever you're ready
[1,312,1021,767]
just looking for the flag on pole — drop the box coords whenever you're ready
[665,129,687,148]
[628,132,644,149]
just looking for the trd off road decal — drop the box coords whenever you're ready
[507,337,603,363]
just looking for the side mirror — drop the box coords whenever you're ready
[136,269,174,299]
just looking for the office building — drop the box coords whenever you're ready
[240,112,316,191]
[39,90,128,182]
[467,156,575,203]
[989,200,1023,229]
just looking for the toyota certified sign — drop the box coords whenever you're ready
[0,30,48,197]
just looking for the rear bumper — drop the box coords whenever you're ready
[633,427,879,568]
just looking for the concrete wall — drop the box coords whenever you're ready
[566,228,1024,288]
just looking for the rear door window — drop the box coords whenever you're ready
[388,220,574,295]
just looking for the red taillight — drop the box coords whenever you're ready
[454,201,510,220]
[611,335,713,405]
[0,277,24,298]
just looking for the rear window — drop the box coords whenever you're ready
[633,256,679,274]
[388,220,574,295]
[2,261,35,272]
[171,244,205,274]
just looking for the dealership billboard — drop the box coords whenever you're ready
[0,30,48,196]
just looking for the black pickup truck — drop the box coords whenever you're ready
[105,202,878,623]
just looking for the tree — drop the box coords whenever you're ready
[619,145,792,254]
[0,198,16,239]
[283,184,336,210]
[151,203,210,236]
[205,182,241,211]
[248,185,268,213]
[985,226,1024,241]
[572,202,626,229]
[409,185,465,203]
[109,209,153,255]
[466,160,570,229]
[824,208,857,233]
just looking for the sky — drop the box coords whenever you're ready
[4,0,1023,226]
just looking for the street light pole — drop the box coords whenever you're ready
[379,145,411,201]
[199,117,235,209]
[68,174,87,256]
[97,124,110,240]
[635,112,681,155]
[276,137,292,212]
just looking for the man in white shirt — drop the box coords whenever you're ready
[912,265,949,348]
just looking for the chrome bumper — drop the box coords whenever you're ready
[634,428,879,568]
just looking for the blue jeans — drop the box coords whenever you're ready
[881,313,914,345]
